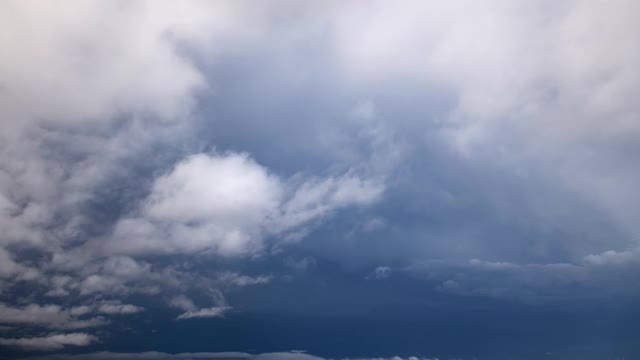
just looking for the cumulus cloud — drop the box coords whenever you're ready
[107,152,383,257]
[0,333,96,351]
[107,153,282,256]
[0,0,223,252]
[0,1,280,310]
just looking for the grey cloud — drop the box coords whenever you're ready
[169,295,198,312]
[0,0,260,316]
[96,301,144,315]
[0,333,96,351]
[0,247,39,280]
[169,294,231,320]
[284,257,317,273]
[106,152,383,258]
[216,272,272,287]
[408,247,640,303]
[367,266,391,280]
[176,306,231,320]
[0,299,143,333]
[583,247,640,266]
[0,303,107,330]
[333,0,640,237]
[1,1,639,352]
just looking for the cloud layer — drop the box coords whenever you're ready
[1,0,639,356]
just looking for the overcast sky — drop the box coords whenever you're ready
[1,1,639,359]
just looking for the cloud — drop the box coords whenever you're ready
[275,174,384,235]
[409,246,640,303]
[0,303,107,330]
[96,301,144,315]
[0,332,96,351]
[367,266,392,280]
[284,257,317,273]
[0,1,639,353]
[21,351,420,359]
[0,1,278,316]
[176,306,231,320]
[169,294,230,320]
[0,247,39,280]
[583,247,640,266]
[0,299,143,332]
[107,152,383,257]
[331,0,640,236]
[107,153,282,256]
[169,295,198,312]
[216,272,272,287]
[0,0,227,250]
[0,1,273,129]
[46,256,164,297]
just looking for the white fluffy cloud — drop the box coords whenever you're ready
[108,153,282,256]
[107,152,383,257]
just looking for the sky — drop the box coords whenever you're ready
[1,1,639,359]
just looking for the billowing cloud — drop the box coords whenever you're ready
[107,152,383,257]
